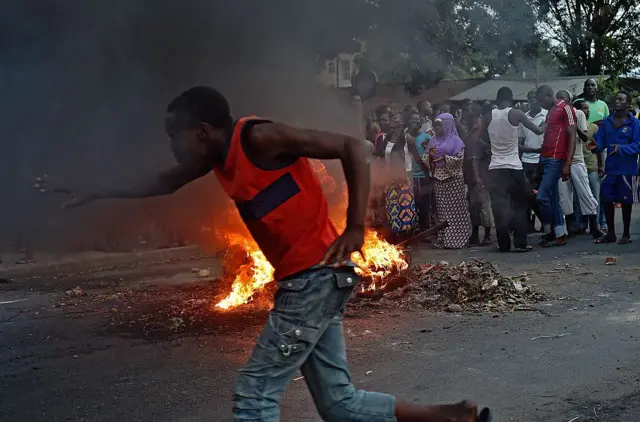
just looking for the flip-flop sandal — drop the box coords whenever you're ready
[595,236,617,244]
[617,238,632,245]
[512,246,533,253]
[477,407,492,422]
[480,239,492,246]
[541,240,566,248]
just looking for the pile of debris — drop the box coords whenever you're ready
[357,259,545,312]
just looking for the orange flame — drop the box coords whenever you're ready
[215,233,274,310]
[214,160,407,310]
[353,230,408,291]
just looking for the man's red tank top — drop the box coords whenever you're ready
[213,117,339,280]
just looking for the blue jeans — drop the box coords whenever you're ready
[233,267,396,422]
[537,157,566,237]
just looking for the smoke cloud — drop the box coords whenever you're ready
[0,1,360,252]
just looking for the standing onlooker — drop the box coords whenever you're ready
[372,105,391,157]
[405,111,433,231]
[535,85,577,247]
[383,122,419,241]
[465,103,494,246]
[417,100,434,135]
[485,87,544,252]
[555,90,602,239]
[577,79,611,232]
[518,88,548,231]
[425,113,471,249]
[574,99,604,237]
[579,78,610,124]
[402,104,419,128]
[580,79,609,233]
[591,91,640,244]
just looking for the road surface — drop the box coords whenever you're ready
[2,226,640,421]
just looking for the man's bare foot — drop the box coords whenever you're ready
[396,399,478,422]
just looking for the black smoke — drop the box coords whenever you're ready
[0,1,360,252]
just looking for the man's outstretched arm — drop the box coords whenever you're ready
[510,109,545,135]
[248,122,371,265]
[36,165,211,208]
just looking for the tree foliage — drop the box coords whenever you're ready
[304,0,546,93]
[535,0,640,75]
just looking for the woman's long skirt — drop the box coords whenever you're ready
[385,181,418,235]
[433,175,471,249]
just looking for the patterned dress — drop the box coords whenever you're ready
[385,179,418,234]
[384,135,418,236]
[431,155,472,249]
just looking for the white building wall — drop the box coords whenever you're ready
[318,52,361,88]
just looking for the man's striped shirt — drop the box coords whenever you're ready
[541,100,577,160]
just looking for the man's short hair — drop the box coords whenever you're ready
[536,85,554,97]
[496,87,513,102]
[584,78,597,88]
[619,91,633,104]
[375,104,390,119]
[556,90,572,102]
[573,99,587,109]
[167,86,233,129]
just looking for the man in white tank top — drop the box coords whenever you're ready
[485,87,546,252]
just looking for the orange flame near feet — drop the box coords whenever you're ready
[214,160,407,310]
[215,234,274,310]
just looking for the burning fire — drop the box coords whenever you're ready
[353,230,408,292]
[214,160,408,310]
[215,234,274,310]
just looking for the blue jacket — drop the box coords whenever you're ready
[594,112,640,176]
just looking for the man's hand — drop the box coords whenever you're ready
[598,167,605,177]
[34,174,71,194]
[561,164,572,181]
[34,175,95,209]
[320,226,365,267]
[585,140,597,150]
[610,144,620,156]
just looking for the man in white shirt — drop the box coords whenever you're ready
[518,89,548,231]
[556,90,602,239]
[486,87,545,252]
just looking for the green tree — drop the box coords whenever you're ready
[535,0,640,75]
[352,0,544,93]
[295,0,549,93]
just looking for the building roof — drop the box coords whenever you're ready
[359,78,486,112]
[449,75,609,102]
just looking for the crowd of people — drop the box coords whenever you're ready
[366,78,640,252]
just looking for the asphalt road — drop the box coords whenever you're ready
[2,224,640,421]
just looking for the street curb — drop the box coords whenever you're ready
[0,245,212,279]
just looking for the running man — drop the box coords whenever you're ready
[36,87,490,422]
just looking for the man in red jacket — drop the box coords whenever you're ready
[37,87,489,422]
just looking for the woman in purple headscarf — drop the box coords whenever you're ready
[424,113,472,248]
